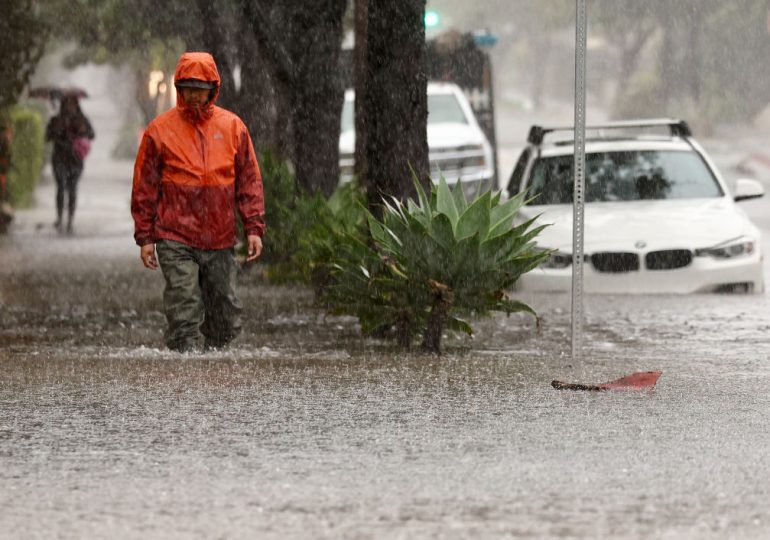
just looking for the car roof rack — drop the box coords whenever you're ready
[527,119,692,145]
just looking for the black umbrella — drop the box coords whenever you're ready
[28,86,89,100]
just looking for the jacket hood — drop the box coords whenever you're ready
[174,52,221,123]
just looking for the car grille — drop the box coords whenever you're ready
[645,249,693,270]
[590,252,639,273]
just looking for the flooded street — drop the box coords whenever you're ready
[2,157,770,539]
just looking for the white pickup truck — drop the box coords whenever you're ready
[339,82,495,198]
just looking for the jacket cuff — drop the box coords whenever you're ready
[136,236,155,246]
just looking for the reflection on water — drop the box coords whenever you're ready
[2,261,770,538]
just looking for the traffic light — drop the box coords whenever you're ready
[424,10,440,29]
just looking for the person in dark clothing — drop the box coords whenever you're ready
[45,96,94,233]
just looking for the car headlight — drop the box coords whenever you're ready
[695,238,755,259]
[539,250,573,269]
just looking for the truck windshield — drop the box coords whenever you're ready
[527,150,723,204]
[427,94,468,125]
[341,92,468,133]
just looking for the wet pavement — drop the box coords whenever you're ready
[3,144,770,538]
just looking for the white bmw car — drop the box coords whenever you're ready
[509,119,765,294]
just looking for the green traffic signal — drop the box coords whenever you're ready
[425,10,440,28]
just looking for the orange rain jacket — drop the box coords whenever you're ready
[131,52,265,250]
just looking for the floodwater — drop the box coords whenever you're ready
[2,113,770,537]
[3,224,770,539]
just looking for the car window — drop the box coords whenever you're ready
[526,150,724,205]
[427,94,468,125]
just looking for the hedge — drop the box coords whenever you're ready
[8,106,44,208]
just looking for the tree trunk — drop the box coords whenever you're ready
[194,0,237,110]
[241,1,295,161]
[395,314,412,351]
[243,0,346,194]
[353,0,369,184]
[363,0,430,214]
[421,297,450,354]
[291,0,347,196]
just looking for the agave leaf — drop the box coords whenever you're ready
[498,253,552,288]
[383,195,407,222]
[446,234,481,284]
[369,219,404,253]
[495,297,538,318]
[413,171,432,213]
[507,216,546,244]
[456,191,491,241]
[488,191,528,238]
[407,198,431,228]
[481,222,549,263]
[428,213,456,251]
[367,215,389,245]
[445,315,474,336]
[435,176,460,228]
[450,179,469,213]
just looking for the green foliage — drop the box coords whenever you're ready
[258,152,321,268]
[320,177,549,352]
[257,152,366,287]
[288,181,367,292]
[8,107,44,209]
[0,0,48,109]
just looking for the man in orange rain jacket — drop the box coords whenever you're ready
[131,52,265,353]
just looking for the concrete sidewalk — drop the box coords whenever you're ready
[0,158,137,272]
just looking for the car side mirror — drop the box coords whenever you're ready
[733,178,764,202]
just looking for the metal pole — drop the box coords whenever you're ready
[572,0,587,361]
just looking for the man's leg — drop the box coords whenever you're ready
[155,240,204,352]
[199,247,242,349]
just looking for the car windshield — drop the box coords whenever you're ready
[527,150,723,205]
[340,92,468,132]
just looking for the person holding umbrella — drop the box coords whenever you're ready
[45,94,94,233]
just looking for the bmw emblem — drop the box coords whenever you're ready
[635,240,647,249]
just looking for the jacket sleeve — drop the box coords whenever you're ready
[234,126,265,237]
[131,130,163,246]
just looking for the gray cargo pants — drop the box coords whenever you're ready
[155,239,242,351]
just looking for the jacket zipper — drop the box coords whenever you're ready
[197,126,207,181]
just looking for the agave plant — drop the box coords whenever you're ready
[322,177,549,353]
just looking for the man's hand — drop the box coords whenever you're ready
[140,243,158,270]
[246,235,263,262]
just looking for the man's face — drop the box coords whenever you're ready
[180,87,211,108]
